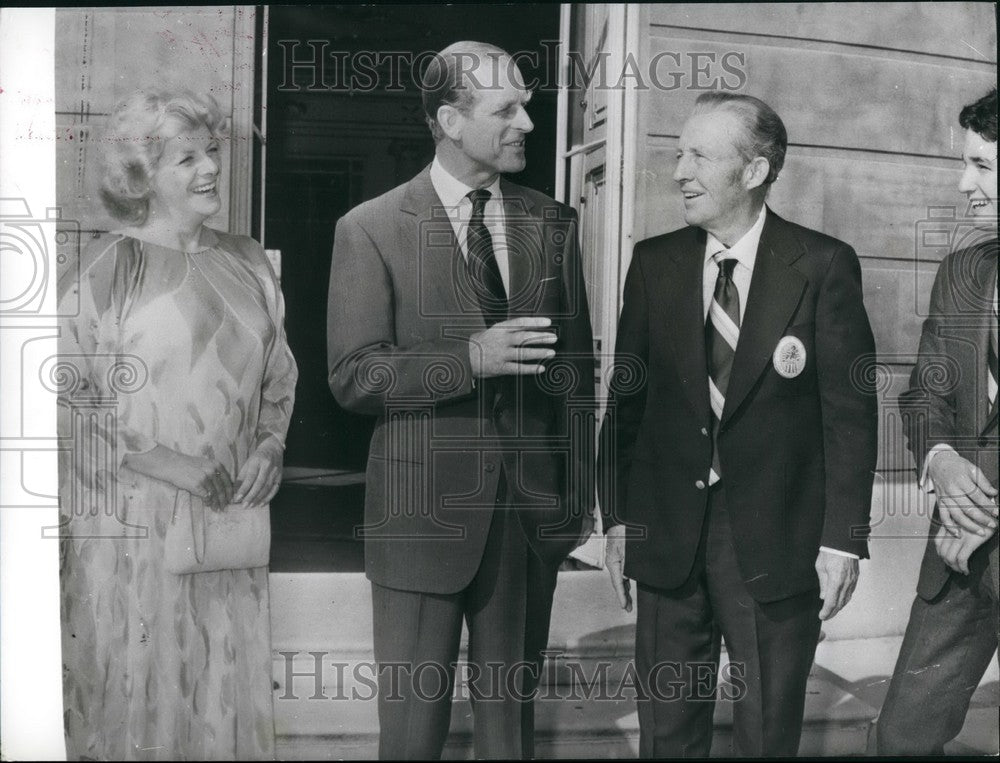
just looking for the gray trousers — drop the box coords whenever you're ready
[371,503,559,760]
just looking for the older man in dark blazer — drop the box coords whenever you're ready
[327,42,594,759]
[598,92,878,757]
[877,87,999,756]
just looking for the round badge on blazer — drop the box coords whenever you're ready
[773,336,806,378]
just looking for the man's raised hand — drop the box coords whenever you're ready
[929,450,998,537]
[469,317,557,378]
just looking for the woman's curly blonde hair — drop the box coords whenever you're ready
[98,89,227,224]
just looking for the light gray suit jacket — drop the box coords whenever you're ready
[327,165,595,593]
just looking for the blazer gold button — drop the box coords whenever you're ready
[695,480,705,489]
[485,463,496,473]
[701,427,708,436]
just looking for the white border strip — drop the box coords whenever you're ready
[0,7,66,760]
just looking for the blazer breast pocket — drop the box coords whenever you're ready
[536,275,563,314]
[508,275,559,316]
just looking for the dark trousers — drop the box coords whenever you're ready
[371,505,559,760]
[876,554,999,755]
[635,484,822,757]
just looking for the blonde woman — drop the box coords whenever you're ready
[58,89,296,760]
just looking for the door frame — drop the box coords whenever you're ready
[555,3,640,559]
[230,5,258,237]
[555,2,640,408]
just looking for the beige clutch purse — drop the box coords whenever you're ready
[164,489,270,574]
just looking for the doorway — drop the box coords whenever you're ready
[263,4,561,569]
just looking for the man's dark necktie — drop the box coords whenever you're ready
[467,189,508,325]
[706,253,741,483]
[467,189,510,501]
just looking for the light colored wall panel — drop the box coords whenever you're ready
[649,2,997,63]
[633,142,686,241]
[863,259,936,359]
[639,142,968,254]
[54,119,108,230]
[55,7,244,234]
[56,7,238,116]
[874,368,922,472]
[770,153,969,262]
[644,36,994,158]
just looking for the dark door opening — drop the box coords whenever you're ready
[263,4,561,570]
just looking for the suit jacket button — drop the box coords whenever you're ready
[695,480,705,489]
[485,463,496,473]
[701,427,709,436]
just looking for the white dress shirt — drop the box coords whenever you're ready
[702,204,766,321]
[702,206,857,560]
[429,156,510,296]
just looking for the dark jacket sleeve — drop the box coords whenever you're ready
[899,251,961,469]
[597,244,650,531]
[815,242,879,557]
[556,207,598,523]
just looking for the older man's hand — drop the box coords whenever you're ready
[816,550,859,620]
[605,524,632,612]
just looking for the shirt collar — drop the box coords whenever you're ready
[430,156,503,211]
[705,204,768,269]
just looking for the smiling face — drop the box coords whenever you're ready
[672,109,764,244]
[147,120,221,224]
[958,127,998,230]
[439,55,534,187]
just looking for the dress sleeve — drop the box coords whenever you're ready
[244,240,297,452]
[58,234,159,474]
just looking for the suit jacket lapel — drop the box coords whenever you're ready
[663,227,711,423]
[500,179,543,317]
[722,211,807,426]
[401,165,485,327]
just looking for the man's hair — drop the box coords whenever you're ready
[692,92,787,185]
[420,41,510,143]
[959,87,997,143]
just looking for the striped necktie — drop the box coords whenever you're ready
[706,252,740,484]
[467,189,508,326]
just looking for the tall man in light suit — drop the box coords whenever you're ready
[877,87,999,755]
[327,42,594,759]
[598,93,878,756]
